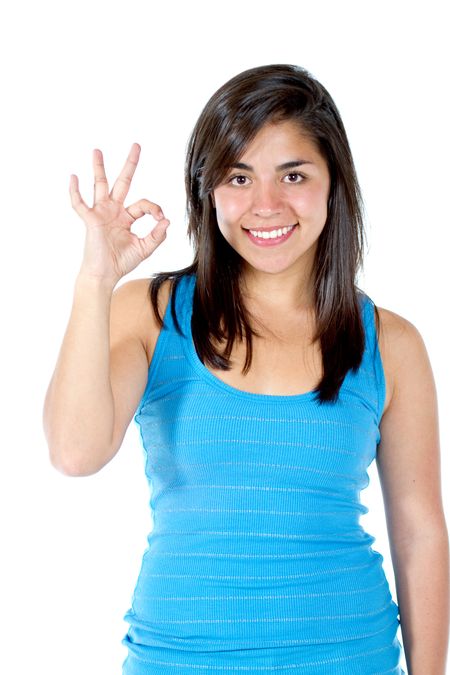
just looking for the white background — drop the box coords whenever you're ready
[1,1,448,673]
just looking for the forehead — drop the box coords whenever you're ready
[238,120,322,162]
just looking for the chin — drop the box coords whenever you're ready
[243,258,299,276]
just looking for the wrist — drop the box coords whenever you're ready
[74,270,118,296]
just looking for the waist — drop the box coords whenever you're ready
[125,534,399,649]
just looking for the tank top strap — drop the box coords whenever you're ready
[134,274,196,415]
[359,291,386,428]
[163,273,196,335]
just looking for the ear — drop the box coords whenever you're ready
[210,192,216,209]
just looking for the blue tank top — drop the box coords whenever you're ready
[123,273,400,653]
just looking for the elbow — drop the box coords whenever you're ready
[47,438,114,477]
[49,453,100,477]
[43,411,119,476]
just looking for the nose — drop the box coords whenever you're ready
[251,181,283,217]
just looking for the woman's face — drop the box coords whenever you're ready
[212,120,331,283]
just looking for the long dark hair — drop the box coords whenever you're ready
[150,64,380,404]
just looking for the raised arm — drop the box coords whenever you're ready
[43,143,170,476]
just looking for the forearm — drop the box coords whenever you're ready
[43,272,116,475]
[392,527,449,674]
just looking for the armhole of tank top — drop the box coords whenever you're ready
[135,281,175,414]
[365,294,387,431]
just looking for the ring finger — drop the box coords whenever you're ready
[93,148,109,203]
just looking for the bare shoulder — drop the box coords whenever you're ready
[110,277,172,365]
[375,304,433,416]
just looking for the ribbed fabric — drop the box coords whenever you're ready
[122,273,405,674]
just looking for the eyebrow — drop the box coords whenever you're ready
[229,160,314,171]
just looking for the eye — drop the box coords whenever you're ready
[229,174,251,186]
[283,172,304,184]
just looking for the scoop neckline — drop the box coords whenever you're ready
[186,339,320,402]
[179,274,368,403]
[180,277,319,403]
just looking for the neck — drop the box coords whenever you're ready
[240,265,316,314]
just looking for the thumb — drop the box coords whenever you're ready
[140,218,170,256]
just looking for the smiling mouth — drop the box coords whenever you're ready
[243,223,298,240]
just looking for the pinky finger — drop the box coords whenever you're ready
[69,174,90,218]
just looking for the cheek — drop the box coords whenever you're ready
[214,205,236,245]
[295,183,329,221]
[214,195,245,231]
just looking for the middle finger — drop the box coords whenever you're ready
[110,143,141,203]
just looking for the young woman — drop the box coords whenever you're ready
[43,65,449,674]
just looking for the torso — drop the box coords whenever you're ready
[140,279,395,418]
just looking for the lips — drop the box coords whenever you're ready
[243,223,299,246]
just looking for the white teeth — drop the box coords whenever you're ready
[248,224,295,239]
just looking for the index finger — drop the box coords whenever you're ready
[109,143,141,203]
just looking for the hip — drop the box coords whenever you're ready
[122,618,405,674]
